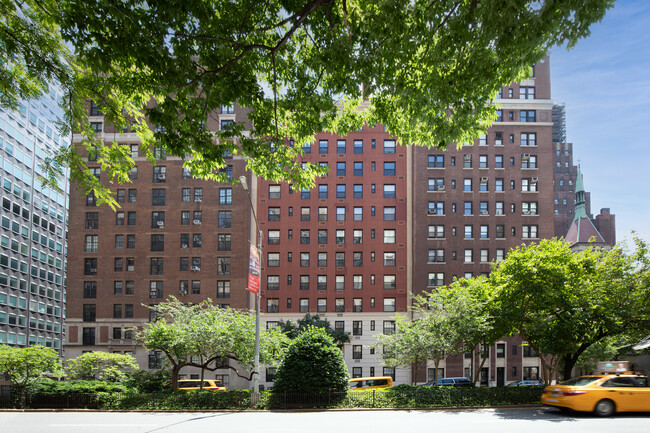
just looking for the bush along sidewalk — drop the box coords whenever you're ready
[1,386,544,410]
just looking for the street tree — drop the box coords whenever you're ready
[2,0,613,207]
[272,326,348,393]
[375,277,494,385]
[491,237,650,382]
[0,344,63,405]
[66,351,139,382]
[278,314,350,345]
[138,297,287,390]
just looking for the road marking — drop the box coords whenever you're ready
[50,424,159,427]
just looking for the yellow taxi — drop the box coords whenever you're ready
[177,379,227,391]
[541,373,650,416]
[348,376,393,391]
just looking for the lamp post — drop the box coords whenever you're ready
[239,175,262,395]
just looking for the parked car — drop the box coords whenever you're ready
[541,373,650,416]
[507,380,544,387]
[422,377,473,387]
[176,379,227,391]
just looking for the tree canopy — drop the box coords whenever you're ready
[65,351,139,382]
[491,237,650,382]
[1,0,613,207]
[278,313,350,345]
[375,277,494,384]
[137,297,287,390]
[0,344,62,403]
[272,326,348,393]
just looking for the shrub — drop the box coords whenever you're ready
[272,326,348,393]
[124,369,172,393]
[31,378,127,394]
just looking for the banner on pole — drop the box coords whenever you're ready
[247,244,260,294]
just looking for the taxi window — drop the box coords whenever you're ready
[602,377,648,388]
[560,376,600,386]
[369,379,388,386]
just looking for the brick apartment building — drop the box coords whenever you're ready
[65,56,615,387]
[65,103,255,389]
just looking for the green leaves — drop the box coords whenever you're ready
[1,0,613,202]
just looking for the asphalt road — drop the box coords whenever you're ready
[1,408,649,433]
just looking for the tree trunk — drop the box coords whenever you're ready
[171,363,182,390]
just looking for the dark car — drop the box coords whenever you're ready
[422,377,473,387]
[507,380,544,387]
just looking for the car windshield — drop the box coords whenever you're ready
[560,376,601,386]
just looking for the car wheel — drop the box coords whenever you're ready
[594,399,615,417]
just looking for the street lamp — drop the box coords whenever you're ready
[239,175,262,395]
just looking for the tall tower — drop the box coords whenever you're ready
[0,89,69,354]
[565,167,608,251]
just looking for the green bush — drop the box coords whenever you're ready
[123,370,171,393]
[272,326,349,393]
[31,378,127,394]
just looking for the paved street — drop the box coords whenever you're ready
[0,408,649,433]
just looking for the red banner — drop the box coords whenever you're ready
[247,244,260,294]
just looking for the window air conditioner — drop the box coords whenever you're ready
[156,221,164,227]
[179,288,188,295]
[90,268,97,273]
[437,185,445,191]
[522,153,530,160]
[191,266,200,272]
[157,174,166,180]
[193,219,201,225]
[531,177,539,183]
[480,211,488,215]
[480,177,488,183]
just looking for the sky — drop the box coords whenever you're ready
[549,0,650,245]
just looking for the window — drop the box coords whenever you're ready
[267,299,279,313]
[299,275,309,291]
[496,225,505,239]
[428,202,444,215]
[85,212,99,229]
[428,155,444,168]
[519,86,535,99]
[383,139,396,154]
[522,202,538,215]
[268,185,281,199]
[352,275,362,290]
[521,153,537,169]
[127,212,136,226]
[192,234,202,248]
[299,298,309,313]
[428,225,444,238]
[336,184,346,198]
[335,252,345,267]
[217,257,231,275]
[522,179,538,192]
[382,229,396,244]
[300,252,310,267]
[383,320,396,335]
[265,207,281,223]
[351,229,362,244]
[383,274,396,290]
[428,249,444,263]
[300,230,310,244]
[317,184,328,199]
[84,235,98,253]
[319,139,328,154]
[151,189,166,206]
[317,207,328,222]
[464,225,473,239]
[351,161,362,176]
[464,201,472,215]
[268,230,280,245]
[115,212,125,226]
[218,188,232,204]
[383,161,396,175]
[480,225,489,239]
[300,207,311,221]
[522,225,538,239]
[520,110,536,122]
[463,154,472,168]
[317,253,328,267]
[353,298,362,312]
[521,133,536,146]
[336,207,346,221]
[463,178,472,192]
[336,162,346,176]
[353,252,363,267]
[383,298,396,312]
[336,230,345,244]
[352,184,363,199]
[479,155,488,168]
[428,272,444,287]
[353,207,363,221]
[217,281,230,298]
[218,234,231,251]
[427,179,444,192]
[383,252,396,267]
[495,178,504,192]
[335,275,345,291]
[336,139,346,153]
[150,234,164,251]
